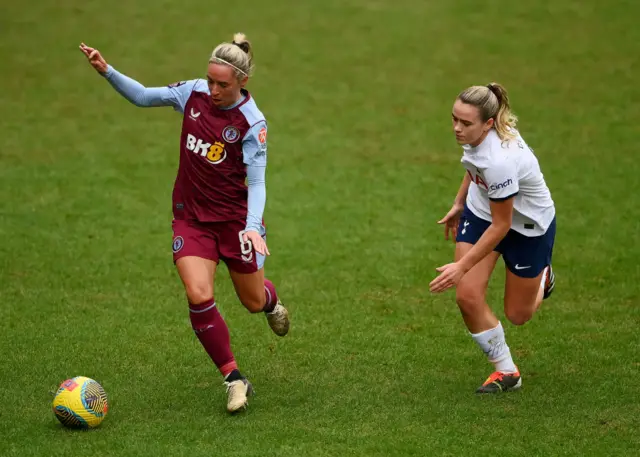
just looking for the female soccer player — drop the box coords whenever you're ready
[80,33,290,412]
[430,83,556,393]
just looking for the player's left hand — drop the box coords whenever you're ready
[429,262,467,293]
[243,230,270,256]
[79,43,108,74]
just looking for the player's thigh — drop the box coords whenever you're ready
[501,221,555,324]
[228,268,266,313]
[500,217,555,281]
[175,256,217,304]
[454,207,501,309]
[172,219,220,304]
[172,219,220,265]
[217,220,267,313]
[455,242,500,308]
[503,268,544,325]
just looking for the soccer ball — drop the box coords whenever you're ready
[52,376,109,429]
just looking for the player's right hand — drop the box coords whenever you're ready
[243,230,270,257]
[79,43,108,74]
[437,203,464,242]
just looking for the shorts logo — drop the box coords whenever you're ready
[222,126,241,143]
[461,220,470,235]
[172,236,184,253]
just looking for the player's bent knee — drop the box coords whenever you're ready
[184,282,213,305]
[505,307,533,326]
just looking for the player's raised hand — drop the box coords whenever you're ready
[242,230,270,257]
[79,43,108,74]
[437,203,464,242]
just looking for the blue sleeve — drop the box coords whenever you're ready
[242,121,267,166]
[102,65,206,113]
[245,164,266,233]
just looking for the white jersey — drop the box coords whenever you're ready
[461,129,555,237]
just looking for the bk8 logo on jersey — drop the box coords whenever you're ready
[185,134,227,164]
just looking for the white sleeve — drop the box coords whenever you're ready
[102,66,205,113]
[484,159,519,201]
[165,79,208,114]
[242,121,267,166]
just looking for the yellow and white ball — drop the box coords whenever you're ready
[52,376,108,429]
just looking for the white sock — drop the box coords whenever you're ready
[471,322,518,373]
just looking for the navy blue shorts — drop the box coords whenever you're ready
[456,205,556,278]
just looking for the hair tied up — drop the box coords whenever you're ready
[457,82,518,142]
[486,83,502,104]
[232,41,250,54]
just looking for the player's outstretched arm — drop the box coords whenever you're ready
[79,42,182,109]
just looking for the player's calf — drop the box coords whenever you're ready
[189,299,238,375]
[241,296,265,313]
[263,279,289,336]
[231,271,267,313]
[503,271,543,326]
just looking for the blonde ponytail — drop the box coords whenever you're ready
[457,83,518,142]
[486,83,518,141]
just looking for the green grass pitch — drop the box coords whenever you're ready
[0,0,638,455]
